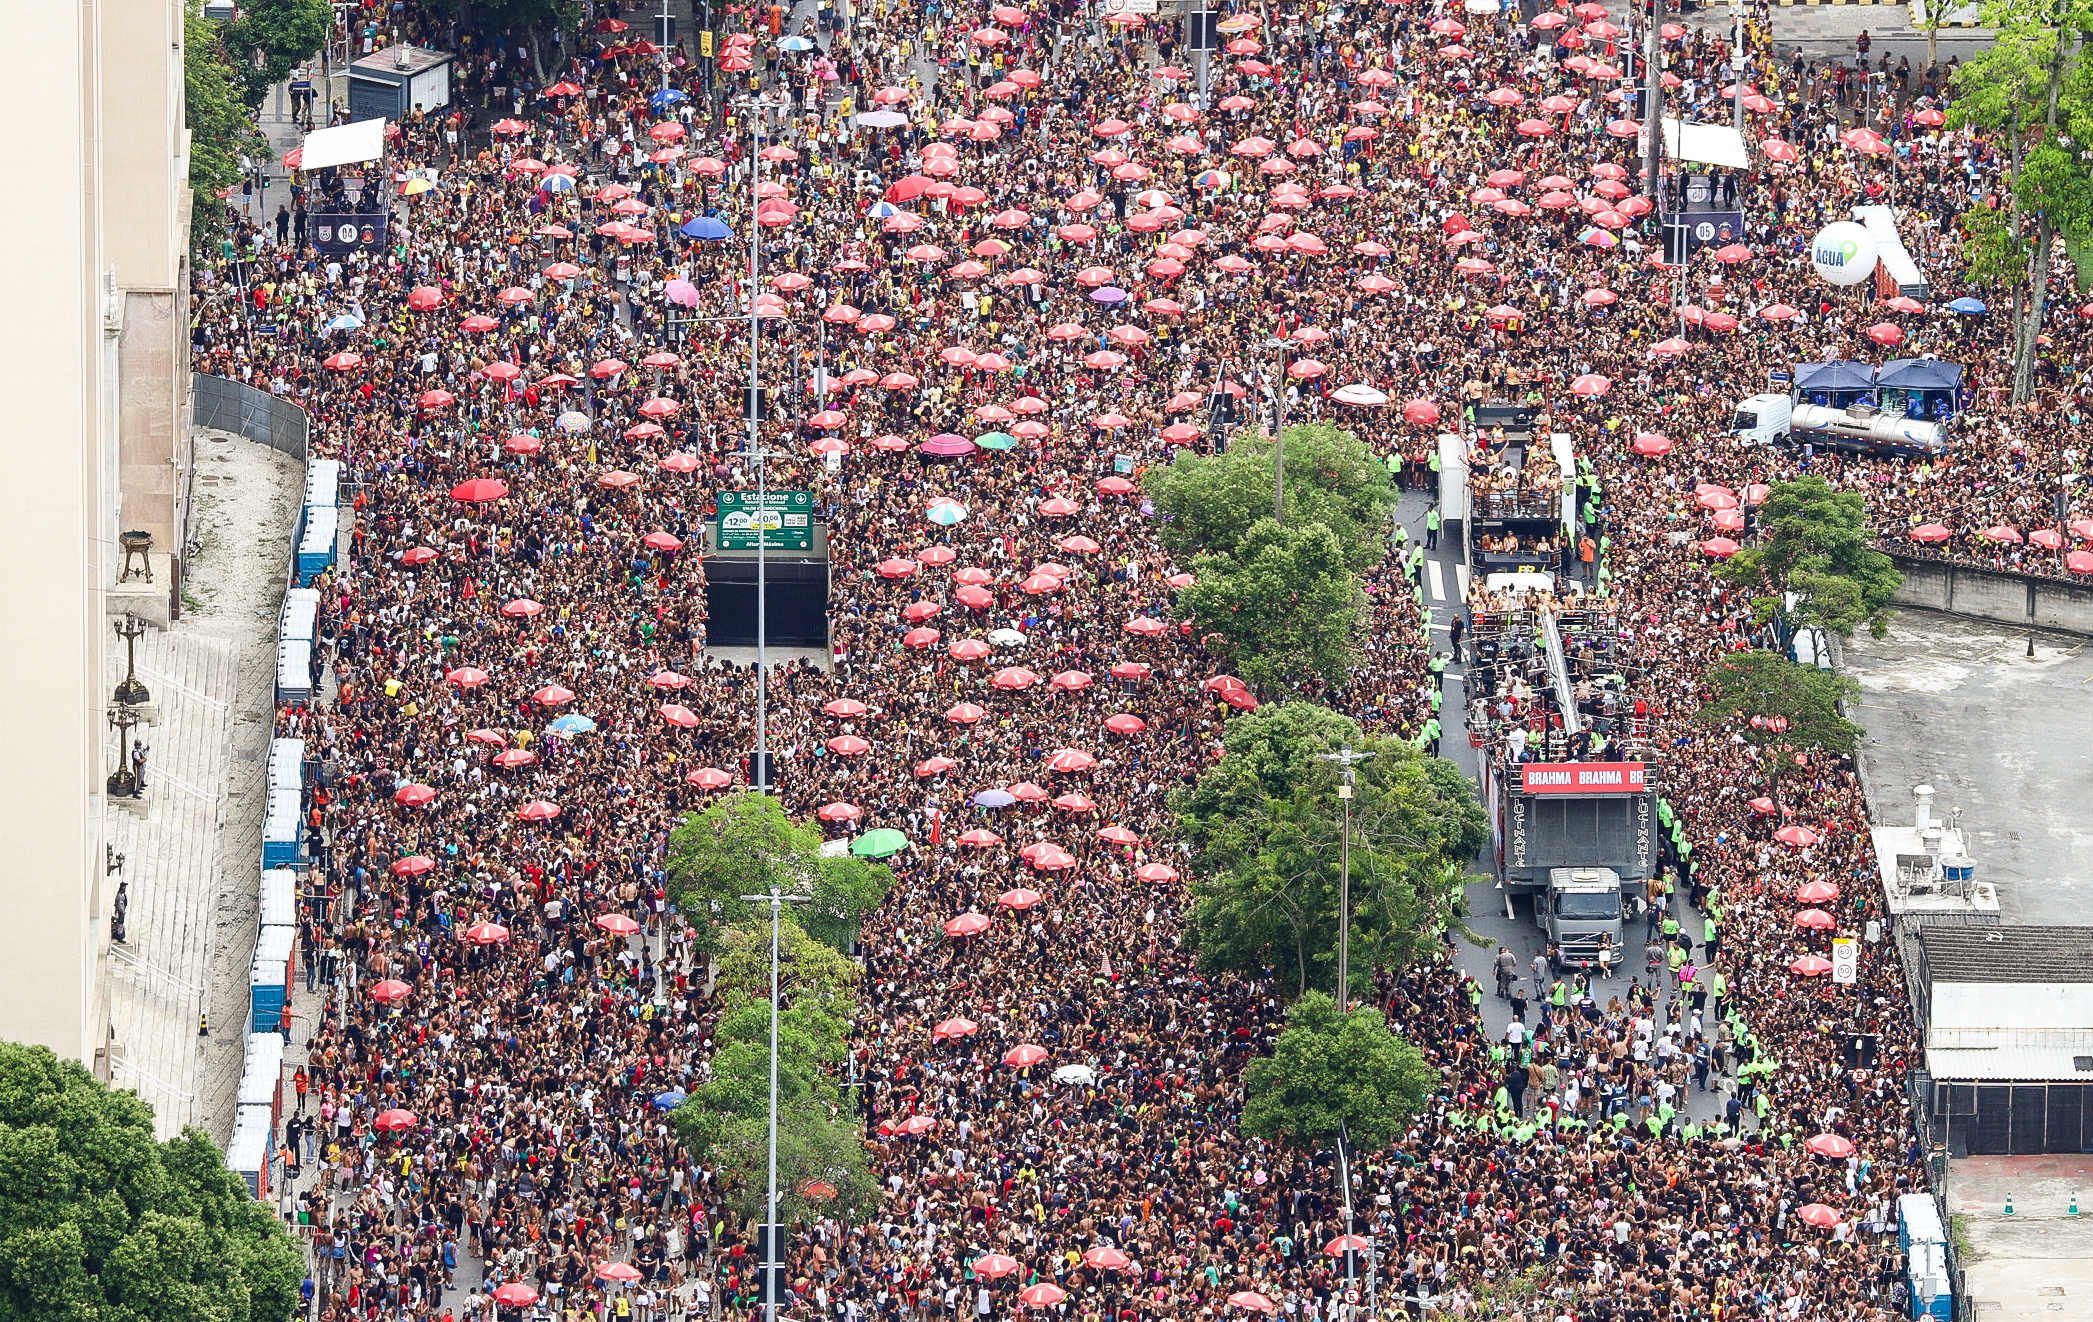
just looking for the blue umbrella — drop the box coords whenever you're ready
[547,713,597,736]
[972,788,1017,809]
[867,200,900,218]
[650,88,688,108]
[1946,297,1988,314]
[327,311,365,331]
[539,173,577,193]
[653,1089,688,1111]
[778,35,816,50]
[1090,286,1129,304]
[681,215,734,241]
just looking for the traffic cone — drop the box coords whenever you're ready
[2005,1194,2014,1216]
[2071,1194,2079,1217]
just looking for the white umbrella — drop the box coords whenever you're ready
[1331,383,1389,406]
[856,110,909,129]
[1051,1064,1098,1085]
[988,628,1027,647]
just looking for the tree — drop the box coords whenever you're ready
[1176,704,1488,995]
[1696,650,1863,756]
[184,0,264,251]
[666,793,892,955]
[670,916,876,1225]
[1239,991,1438,1155]
[1950,0,2093,402]
[1717,476,1901,647]
[221,0,332,108]
[1143,424,1396,571]
[1178,519,1364,696]
[0,1041,304,1322]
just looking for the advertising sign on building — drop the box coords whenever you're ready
[717,490,814,551]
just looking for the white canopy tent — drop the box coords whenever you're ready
[1658,118,1751,170]
[297,118,388,171]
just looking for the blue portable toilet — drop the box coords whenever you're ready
[296,506,338,585]
[275,639,313,708]
[259,867,298,929]
[280,588,319,644]
[249,924,295,1032]
[261,787,304,868]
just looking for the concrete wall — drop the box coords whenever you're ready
[1889,552,2093,636]
[0,0,113,1068]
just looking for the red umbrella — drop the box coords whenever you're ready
[1104,714,1148,735]
[1797,881,1841,904]
[447,666,490,687]
[502,598,545,617]
[992,667,1041,690]
[1793,908,1836,930]
[1006,782,1050,803]
[1048,749,1099,773]
[946,702,988,725]
[1806,1133,1857,1159]
[492,1285,539,1308]
[596,913,642,936]
[1003,1044,1051,1068]
[817,802,863,823]
[1136,862,1179,882]
[598,1263,644,1283]
[898,1114,939,1135]
[960,829,1005,848]
[373,1108,418,1133]
[998,888,1043,910]
[518,800,563,822]
[393,784,437,807]
[973,1253,1022,1279]
[933,1017,979,1040]
[1098,825,1141,845]
[1082,1247,1132,1271]
[1798,1203,1842,1228]
[1052,792,1097,814]
[368,979,412,1003]
[687,768,733,789]
[944,912,993,937]
[1909,524,1952,543]
[660,704,699,727]
[827,735,871,757]
[392,855,435,876]
[1019,1285,1068,1309]
[1228,1294,1278,1314]
[1699,537,1740,558]
[1774,825,1819,847]
[1790,955,1834,976]
[1324,1235,1372,1254]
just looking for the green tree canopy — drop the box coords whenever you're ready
[1718,476,1901,645]
[221,0,332,107]
[1696,650,1863,756]
[670,917,876,1225]
[1177,519,1364,696]
[1240,991,1439,1155]
[1950,0,2093,401]
[666,793,892,954]
[184,0,265,251]
[1143,424,1395,570]
[0,1042,304,1322]
[1177,703,1487,995]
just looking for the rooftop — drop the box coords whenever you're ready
[1920,926,2093,985]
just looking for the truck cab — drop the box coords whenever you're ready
[1732,394,1791,446]
[1544,867,1624,971]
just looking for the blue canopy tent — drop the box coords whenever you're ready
[1792,360,1878,410]
[1876,358,1966,424]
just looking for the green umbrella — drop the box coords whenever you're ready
[851,828,910,859]
[973,431,1019,451]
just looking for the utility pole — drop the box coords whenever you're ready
[1315,746,1366,1003]
[740,95,788,791]
[741,885,811,1322]
[1640,0,1665,208]
[1730,0,1746,135]
[1267,337,1291,522]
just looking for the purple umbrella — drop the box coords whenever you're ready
[664,279,702,307]
[1089,286,1129,304]
[918,433,976,456]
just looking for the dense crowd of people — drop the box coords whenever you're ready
[187,0,2081,1318]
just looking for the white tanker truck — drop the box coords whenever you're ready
[1732,394,1948,455]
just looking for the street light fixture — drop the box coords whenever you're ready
[741,884,811,1322]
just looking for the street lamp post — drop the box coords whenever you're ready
[1266,337,1290,522]
[739,95,788,790]
[741,885,811,1322]
[1315,746,1366,1004]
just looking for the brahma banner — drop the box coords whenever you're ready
[1519,762,1648,794]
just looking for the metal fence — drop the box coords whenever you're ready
[192,373,311,462]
